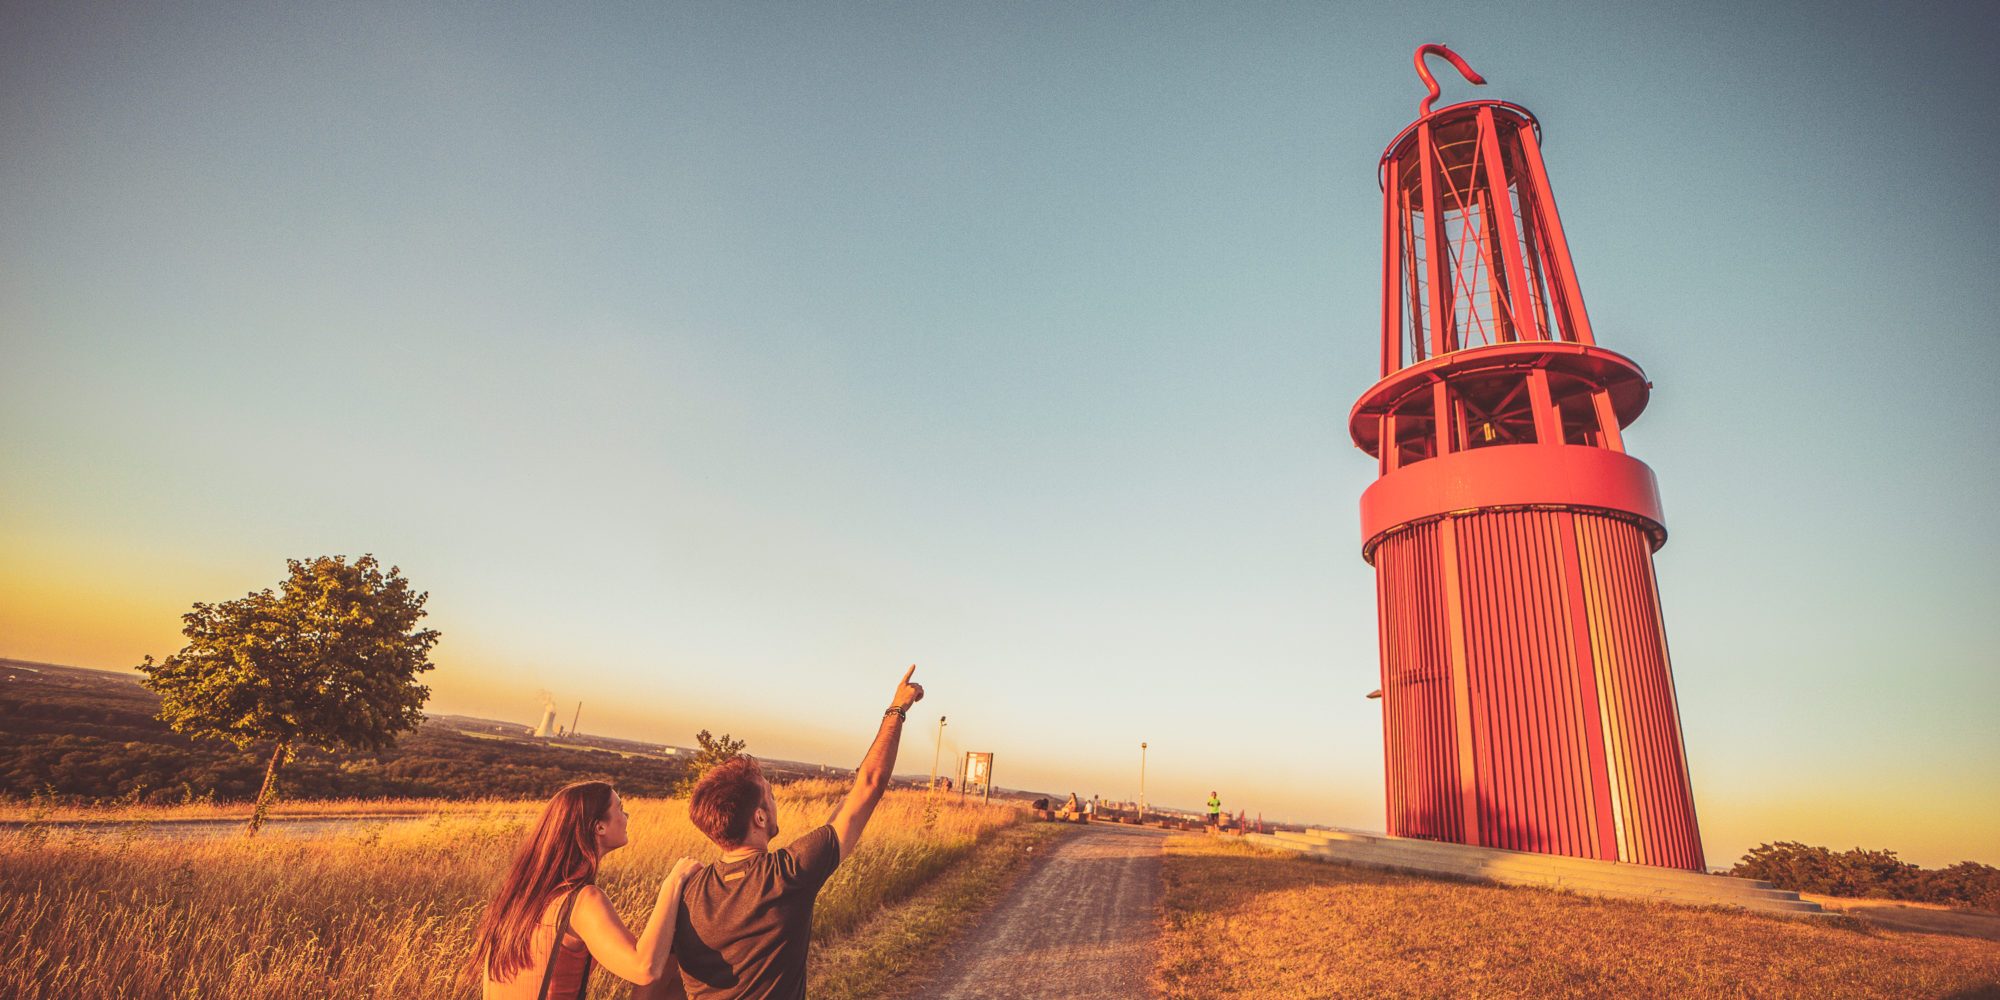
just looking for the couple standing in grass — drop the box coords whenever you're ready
[472,666,927,1000]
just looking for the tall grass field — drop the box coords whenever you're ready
[1,782,1019,999]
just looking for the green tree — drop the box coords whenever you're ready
[137,555,439,833]
[676,729,747,794]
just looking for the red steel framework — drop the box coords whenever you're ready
[1350,46,1703,870]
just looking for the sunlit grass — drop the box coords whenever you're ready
[1152,836,2000,999]
[0,784,1018,999]
[0,795,535,823]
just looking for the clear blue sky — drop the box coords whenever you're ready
[3,1,1995,866]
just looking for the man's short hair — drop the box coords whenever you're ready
[689,755,766,847]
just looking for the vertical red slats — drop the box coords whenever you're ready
[1377,508,1701,866]
[1570,514,1703,868]
[1644,548,1705,870]
[1554,512,1593,856]
[1438,519,1481,845]
[1494,517,1518,853]
[1499,515,1535,852]
[1508,513,1547,852]
[1447,509,1605,859]
[1517,514,1557,854]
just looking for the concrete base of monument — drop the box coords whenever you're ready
[1244,828,1826,916]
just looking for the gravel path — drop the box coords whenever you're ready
[929,822,1170,1000]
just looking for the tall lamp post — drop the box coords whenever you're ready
[929,715,947,793]
[1139,741,1148,822]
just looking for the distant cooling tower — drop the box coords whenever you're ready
[534,705,559,738]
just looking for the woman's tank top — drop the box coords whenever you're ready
[482,887,595,1000]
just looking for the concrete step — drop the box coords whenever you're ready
[1267,838,1819,914]
[1303,842,1819,912]
[1351,846,1781,897]
[1271,830,1342,847]
[1242,833,1822,916]
[1303,827,1389,845]
[1294,828,1782,894]
[1296,837,1792,898]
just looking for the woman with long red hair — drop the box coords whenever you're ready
[472,781,698,999]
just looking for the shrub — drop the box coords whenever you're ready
[1732,841,2000,911]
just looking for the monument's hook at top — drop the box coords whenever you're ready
[1414,43,1485,116]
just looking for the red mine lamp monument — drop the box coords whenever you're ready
[1351,45,1704,870]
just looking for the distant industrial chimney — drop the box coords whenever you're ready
[533,700,559,738]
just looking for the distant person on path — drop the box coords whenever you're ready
[664,665,925,1000]
[1206,791,1222,830]
[471,780,699,999]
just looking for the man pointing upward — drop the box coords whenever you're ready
[664,665,925,1000]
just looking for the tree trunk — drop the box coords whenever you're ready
[248,741,291,837]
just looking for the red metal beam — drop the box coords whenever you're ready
[1437,517,1483,846]
[1382,165,1404,375]
[1417,122,1454,358]
[1514,125,1596,345]
[1477,106,1539,344]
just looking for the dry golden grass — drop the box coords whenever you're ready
[0,784,1019,999]
[1154,836,2000,1000]
[0,796,535,823]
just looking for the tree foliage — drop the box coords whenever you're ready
[1732,841,2000,912]
[676,729,747,794]
[136,555,440,829]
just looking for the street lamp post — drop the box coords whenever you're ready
[1139,741,1148,822]
[929,716,947,793]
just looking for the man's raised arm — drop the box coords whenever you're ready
[829,665,924,859]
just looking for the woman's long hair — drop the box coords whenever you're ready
[470,780,616,982]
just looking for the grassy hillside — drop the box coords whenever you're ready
[0,659,695,801]
[1154,837,2000,1000]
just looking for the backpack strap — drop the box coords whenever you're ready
[535,886,590,1000]
[574,916,595,1000]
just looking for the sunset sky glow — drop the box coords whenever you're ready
[3,1,1996,867]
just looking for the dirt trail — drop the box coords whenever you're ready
[929,822,1170,1000]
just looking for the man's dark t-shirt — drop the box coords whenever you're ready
[674,824,842,1000]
